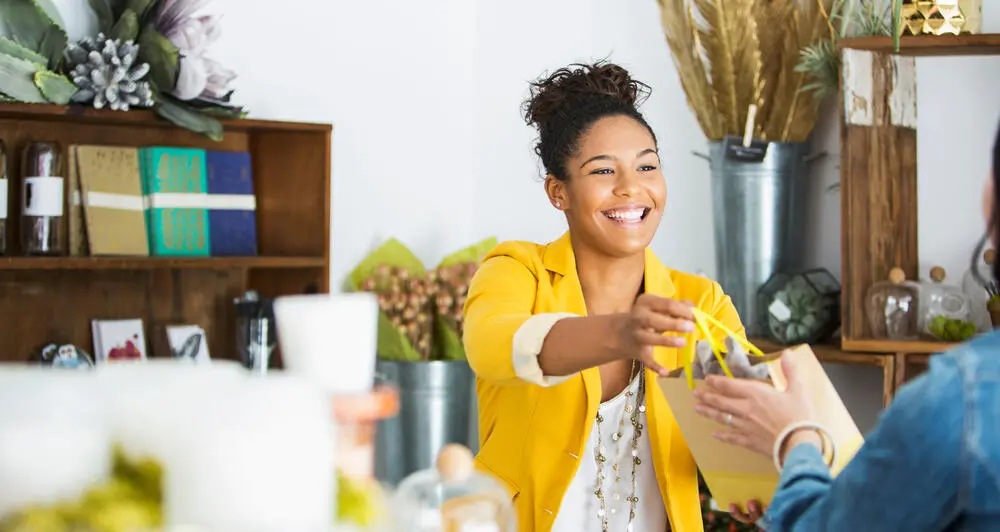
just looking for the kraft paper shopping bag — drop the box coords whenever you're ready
[658,309,865,512]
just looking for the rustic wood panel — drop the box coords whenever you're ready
[840,50,920,342]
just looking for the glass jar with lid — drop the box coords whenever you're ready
[917,266,977,342]
[865,267,921,340]
[393,444,516,532]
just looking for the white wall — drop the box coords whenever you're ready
[212,0,480,288]
[38,0,1000,433]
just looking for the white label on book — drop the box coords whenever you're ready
[0,178,7,219]
[768,298,792,323]
[86,191,146,211]
[22,176,64,217]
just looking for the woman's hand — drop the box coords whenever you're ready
[730,500,765,525]
[692,352,816,458]
[617,293,696,376]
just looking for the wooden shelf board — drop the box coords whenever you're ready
[904,353,932,365]
[750,337,890,368]
[0,103,332,133]
[839,34,1000,56]
[0,256,326,270]
[841,338,956,354]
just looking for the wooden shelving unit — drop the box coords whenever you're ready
[751,338,896,408]
[0,104,332,365]
[838,34,1000,56]
[837,34,996,401]
[0,256,327,270]
[840,338,955,355]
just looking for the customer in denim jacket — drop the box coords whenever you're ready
[691,119,1000,532]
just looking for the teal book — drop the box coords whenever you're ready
[138,147,211,256]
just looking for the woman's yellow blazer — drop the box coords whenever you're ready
[462,232,745,532]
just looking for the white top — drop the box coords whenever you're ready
[511,314,667,532]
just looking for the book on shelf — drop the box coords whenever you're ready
[139,147,211,257]
[206,150,258,256]
[74,145,149,256]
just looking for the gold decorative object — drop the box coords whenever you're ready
[900,0,982,36]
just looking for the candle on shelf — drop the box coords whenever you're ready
[274,292,380,394]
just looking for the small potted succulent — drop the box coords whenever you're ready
[0,0,244,140]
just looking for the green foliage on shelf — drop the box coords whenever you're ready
[929,315,976,342]
[0,0,246,140]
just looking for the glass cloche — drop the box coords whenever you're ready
[393,444,516,532]
[865,267,920,340]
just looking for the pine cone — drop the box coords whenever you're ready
[67,33,155,111]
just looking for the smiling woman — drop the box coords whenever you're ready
[461,62,759,532]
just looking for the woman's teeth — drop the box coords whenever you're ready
[604,208,646,223]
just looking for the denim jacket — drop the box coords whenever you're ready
[758,332,1000,532]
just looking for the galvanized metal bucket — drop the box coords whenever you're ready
[373,359,477,486]
[705,140,813,336]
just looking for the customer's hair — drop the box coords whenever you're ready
[522,61,656,181]
[993,119,1000,280]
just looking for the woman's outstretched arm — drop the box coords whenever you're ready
[463,254,691,386]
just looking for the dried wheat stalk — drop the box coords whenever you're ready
[657,0,834,142]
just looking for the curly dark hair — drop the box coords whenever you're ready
[522,61,657,181]
[993,120,1000,281]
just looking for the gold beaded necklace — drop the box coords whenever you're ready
[593,360,646,532]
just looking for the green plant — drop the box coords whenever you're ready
[928,315,976,342]
[0,0,77,104]
[0,0,246,140]
[795,0,901,100]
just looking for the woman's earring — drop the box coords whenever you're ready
[555,201,561,209]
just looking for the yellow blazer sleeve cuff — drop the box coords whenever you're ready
[512,312,579,387]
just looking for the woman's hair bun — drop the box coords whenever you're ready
[523,61,650,131]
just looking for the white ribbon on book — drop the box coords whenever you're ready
[144,193,257,211]
[86,191,146,212]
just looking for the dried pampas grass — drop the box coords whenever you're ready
[657,0,835,142]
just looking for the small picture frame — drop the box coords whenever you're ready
[91,318,148,364]
[166,325,211,363]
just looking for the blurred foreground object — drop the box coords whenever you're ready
[393,444,516,532]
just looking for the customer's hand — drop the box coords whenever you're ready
[692,352,816,457]
[617,293,696,377]
[730,500,765,525]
